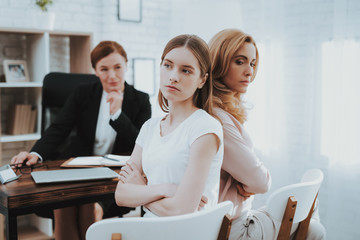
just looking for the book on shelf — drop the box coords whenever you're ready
[7,104,21,135]
[19,104,28,134]
[29,106,37,133]
[7,104,37,135]
[7,106,16,135]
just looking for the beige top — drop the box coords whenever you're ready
[215,107,271,219]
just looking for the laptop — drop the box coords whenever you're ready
[31,167,119,184]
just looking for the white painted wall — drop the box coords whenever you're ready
[170,0,243,42]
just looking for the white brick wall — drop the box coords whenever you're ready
[49,36,70,72]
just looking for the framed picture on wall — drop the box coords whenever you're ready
[118,0,142,23]
[3,60,29,83]
[133,58,156,96]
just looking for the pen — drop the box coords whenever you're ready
[102,155,121,162]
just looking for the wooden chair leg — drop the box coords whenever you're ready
[112,233,122,240]
[277,196,297,240]
[217,214,233,240]
[293,193,318,240]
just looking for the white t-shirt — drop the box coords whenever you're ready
[136,109,224,216]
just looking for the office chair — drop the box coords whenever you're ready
[265,169,324,240]
[86,201,233,240]
[41,72,99,159]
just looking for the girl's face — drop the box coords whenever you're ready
[160,47,206,105]
[95,52,127,93]
[223,42,256,94]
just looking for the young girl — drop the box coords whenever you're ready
[115,34,223,216]
[209,28,325,240]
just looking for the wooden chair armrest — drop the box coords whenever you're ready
[112,233,122,240]
[293,193,318,240]
[277,196,297,240]
[217,214,233,240]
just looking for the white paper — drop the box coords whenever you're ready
[67,155,129,166]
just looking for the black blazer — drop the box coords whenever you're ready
[32,81,151,160]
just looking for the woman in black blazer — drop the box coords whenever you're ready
[32,80,151,159]
[11,41,151,240]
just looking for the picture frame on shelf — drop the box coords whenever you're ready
[3,60,29,83]
[133,58,156,96]
[118,0,142,23]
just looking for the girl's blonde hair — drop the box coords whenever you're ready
[209,29,259,124]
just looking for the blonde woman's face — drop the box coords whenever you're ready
[160,47,206,104]
[223,42,256,94]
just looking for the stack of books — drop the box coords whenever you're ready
[7,104,37,135]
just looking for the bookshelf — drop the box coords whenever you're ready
[0,28,92,159]
[0,27,92,239]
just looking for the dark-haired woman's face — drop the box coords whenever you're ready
[95,52,127,93]
[223,42,256,94]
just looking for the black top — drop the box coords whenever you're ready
[32,81,151,160]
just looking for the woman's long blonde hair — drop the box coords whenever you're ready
[209,29,259,124]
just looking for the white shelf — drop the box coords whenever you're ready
[0,133,41,143]
[0,82,42,88]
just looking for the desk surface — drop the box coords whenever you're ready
[0,160,121,240]
[0,160,120,213]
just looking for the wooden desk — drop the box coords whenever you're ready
[0,160,120,240]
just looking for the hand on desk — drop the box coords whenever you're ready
[11,151,39,168]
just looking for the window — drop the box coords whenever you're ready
[320,40,360,165]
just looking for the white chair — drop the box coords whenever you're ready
[265,169,324,240]
[86,201,234,240]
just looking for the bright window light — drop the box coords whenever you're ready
[321,40,360,165]
[246,42,285,155]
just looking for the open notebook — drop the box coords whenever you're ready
[61,154,130,168]
[31,167,119,184]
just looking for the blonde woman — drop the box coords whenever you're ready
[209,29,325,240]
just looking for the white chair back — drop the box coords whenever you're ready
[265,169,323,223]
[86,201,233,240]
